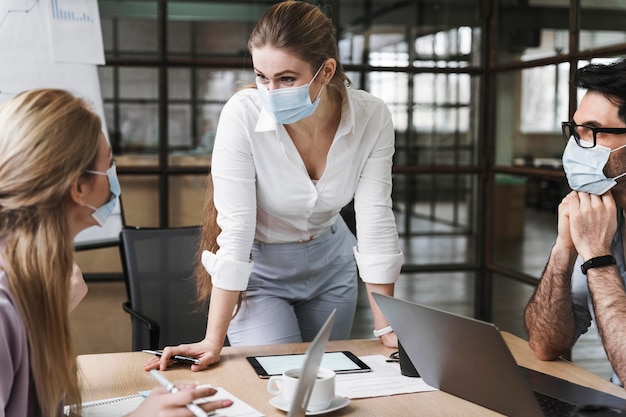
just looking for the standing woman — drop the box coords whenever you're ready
[0,89,232,416]
[150,0,404,372]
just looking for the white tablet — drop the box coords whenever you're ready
[246,351,371,379]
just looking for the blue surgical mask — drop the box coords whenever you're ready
[256,63,325,124]
[85,163,121,226]
[562,137,626,194]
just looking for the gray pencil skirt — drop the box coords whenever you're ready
[226,216,358,346]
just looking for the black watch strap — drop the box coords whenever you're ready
[581,255,616,275]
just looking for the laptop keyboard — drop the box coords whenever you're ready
[533,391,577,417]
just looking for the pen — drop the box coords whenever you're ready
[149,369,211,417]
[142,349,201,365]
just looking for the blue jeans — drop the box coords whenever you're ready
[227,216,358,345]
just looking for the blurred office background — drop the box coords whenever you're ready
[71,0,626,380]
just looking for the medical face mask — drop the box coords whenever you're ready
[256,64,325,124]
[562,136,626,194]
[85,164,121,226]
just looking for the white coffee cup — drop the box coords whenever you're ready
[267,367,336,412]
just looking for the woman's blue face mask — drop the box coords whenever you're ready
[85,163,121,226]
[562,137,626,194]
[256,63,325,125]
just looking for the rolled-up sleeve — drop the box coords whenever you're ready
[353,247,403,283]
[353,100,404,283]
[201,250,254,291]
[207,93,258,291]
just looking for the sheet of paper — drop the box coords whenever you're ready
[335,355,437,399]
[141,385,265,417]
[45,0,105,64]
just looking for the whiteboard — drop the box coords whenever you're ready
[0,0,121,249]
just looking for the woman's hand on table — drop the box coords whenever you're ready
[127,385,232,417]
[144,340,222,372]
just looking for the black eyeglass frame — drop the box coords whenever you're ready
[562,121,626,148]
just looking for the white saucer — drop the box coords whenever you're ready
[269,395,350,415]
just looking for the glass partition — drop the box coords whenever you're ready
[118,173,160,227]
[169,174,209,227]
[494,66,568,168]
[394,172,477,266]
[580,2,626,51]
[491,173,562,275]
[496,2,569,64]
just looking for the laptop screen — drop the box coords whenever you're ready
[287,309,336,417]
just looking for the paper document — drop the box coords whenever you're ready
[69,385,263,417]
[335,355,437,399]
[45,0,105,64]
[139,385,264,417]
[195,385,264,417]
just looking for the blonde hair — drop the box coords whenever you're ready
[0,89,101,416]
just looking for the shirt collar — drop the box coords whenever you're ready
[337,86,355,138]
[255,103,277,133]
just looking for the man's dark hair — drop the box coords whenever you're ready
[575,58,626,123]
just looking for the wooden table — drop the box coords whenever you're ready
[76,333,626,417]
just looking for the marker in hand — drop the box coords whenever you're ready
[143,349,201,365]
[149,369,212,417]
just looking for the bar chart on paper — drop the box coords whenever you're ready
[0,0,106,128]
[46,0,104,65]
[50,0,93,23]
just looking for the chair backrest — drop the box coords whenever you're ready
[120,226,208,351]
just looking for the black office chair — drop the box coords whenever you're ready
[119,226,210,351]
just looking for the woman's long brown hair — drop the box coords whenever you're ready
[194,174,244,315]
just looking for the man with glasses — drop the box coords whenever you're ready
[525,58,626,386]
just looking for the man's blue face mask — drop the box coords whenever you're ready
[562,137,626,195]
[85,163,121,226]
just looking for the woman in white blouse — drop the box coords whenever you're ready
[149,0,404,372]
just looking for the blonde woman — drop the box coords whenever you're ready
[0,89,232,416]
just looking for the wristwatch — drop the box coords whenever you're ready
[373,325,393,338]
[580,255,616,275]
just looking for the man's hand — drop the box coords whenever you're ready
[567,191,617,260]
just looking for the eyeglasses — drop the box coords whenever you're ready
[561,121,626,148]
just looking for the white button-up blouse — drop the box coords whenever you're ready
[203,86,404,291]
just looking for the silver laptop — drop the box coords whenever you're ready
[287,309,336,417]
[373,293,626,417]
